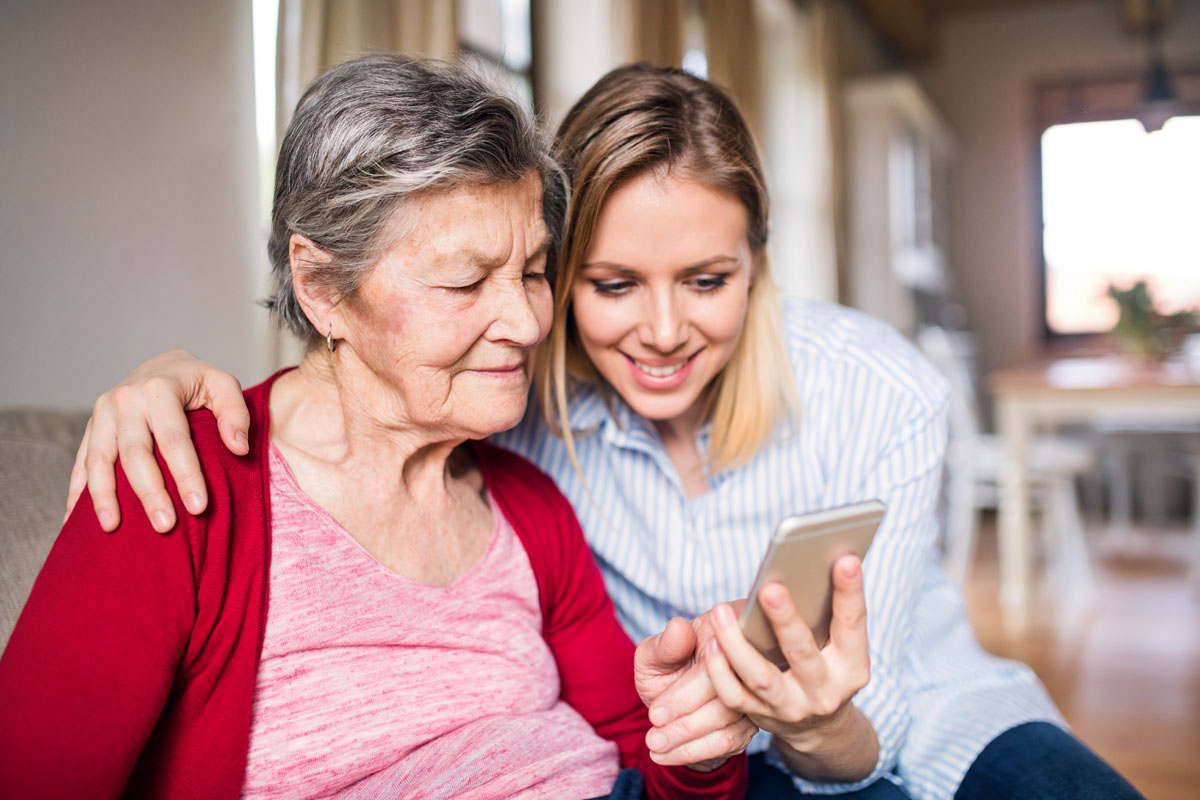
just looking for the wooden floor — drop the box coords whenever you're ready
[963,516,1200,800]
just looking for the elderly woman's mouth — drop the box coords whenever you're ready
[470,362,527,377]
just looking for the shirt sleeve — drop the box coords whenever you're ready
[0,474,200,799]
[780,365,950,795]
[539,485,748,800]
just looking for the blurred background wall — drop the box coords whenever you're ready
[0,0,268,409]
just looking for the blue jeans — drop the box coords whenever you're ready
[748,753,911,799]
[590,767,643,800]
[748,722,1143,798]
[954,721,1145,800]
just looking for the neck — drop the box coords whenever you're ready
[271,350,467,500]
[650,402,705,451]
[651,403,710,499]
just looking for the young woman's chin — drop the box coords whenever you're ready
[614,382,707,427]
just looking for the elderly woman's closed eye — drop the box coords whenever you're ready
[0,55,746,800]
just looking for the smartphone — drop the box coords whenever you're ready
[738,499,885,668]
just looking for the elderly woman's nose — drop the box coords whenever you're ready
[488,277,542,345]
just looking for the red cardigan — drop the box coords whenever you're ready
[0,372,745,800]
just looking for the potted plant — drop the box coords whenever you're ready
[1107,280,1199,361]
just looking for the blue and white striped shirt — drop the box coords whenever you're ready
[495,297,1061,799]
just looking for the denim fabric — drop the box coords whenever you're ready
[589,768,644,800]
[955,721,1145,800]
[747,754,912,799]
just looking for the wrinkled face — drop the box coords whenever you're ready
[571,171,754,429]
[340,172,552,439]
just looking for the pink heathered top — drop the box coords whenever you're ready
[240,445,619,799]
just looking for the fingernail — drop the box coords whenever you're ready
[708,638,720,655]
[714,604,735,628]
[646,730,666,752]
[185,493,203,514]
[649,706,670,727]
[152,510,172,531]
[842,558,861,579]
[98,509,115,530]
[235,430,248,451]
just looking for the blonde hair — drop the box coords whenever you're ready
[536,63,798,475]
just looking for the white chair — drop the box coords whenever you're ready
[1092,422,1200,584]
[917,326,1097,600]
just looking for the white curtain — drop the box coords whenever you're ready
[758,0,839,303]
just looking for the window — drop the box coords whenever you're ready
[1041,116,1200,335]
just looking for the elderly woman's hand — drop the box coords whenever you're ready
[633,613,757,771]
[703,554,879,783]
[65,350,250,532]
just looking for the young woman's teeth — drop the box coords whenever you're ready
[635,360,685,377]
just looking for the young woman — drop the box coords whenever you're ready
[66,63,1144,799]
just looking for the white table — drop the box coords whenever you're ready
[987,356,1200,632]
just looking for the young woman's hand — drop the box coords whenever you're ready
[633,615,757,771]
[65,350,250,532]
[704,554,880,783]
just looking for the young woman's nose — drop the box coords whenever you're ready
[640,288,687,353]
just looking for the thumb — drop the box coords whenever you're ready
[645,617,697,673]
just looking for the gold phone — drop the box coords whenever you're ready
[738,500,885,668]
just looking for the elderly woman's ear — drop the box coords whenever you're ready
[289,233,340,340]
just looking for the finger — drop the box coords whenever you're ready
[692,597,749,653]
[203,371,250,455]
[758,582,826,690]
[147,402,208,516]
[828,555,869,653]
[114,419,176,533]
[648,715,757,767]
[710,602,792,709]
[704,637,771,718]
[648,659,718,726]
[648,695,744,754]
[82,401,125,532]
[65,419,92,525]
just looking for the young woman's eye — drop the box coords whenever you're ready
[690,275,728,292]
[591,279,634,296]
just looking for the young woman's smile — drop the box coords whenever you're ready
[571,171,754,429]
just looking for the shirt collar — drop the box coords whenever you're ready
[570,381,740,492]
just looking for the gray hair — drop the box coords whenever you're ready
[265,54,566,343]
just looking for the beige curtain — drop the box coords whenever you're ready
[630,0,685,67]
[275,0,458,140]
[807,0,844,303]
[704,0,761,139]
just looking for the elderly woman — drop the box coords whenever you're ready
[0,56,748,799]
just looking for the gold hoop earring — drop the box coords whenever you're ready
[326,326,337,354]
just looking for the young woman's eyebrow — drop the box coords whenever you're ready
[581,256,740,274]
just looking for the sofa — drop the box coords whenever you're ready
[0,407,90,650]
